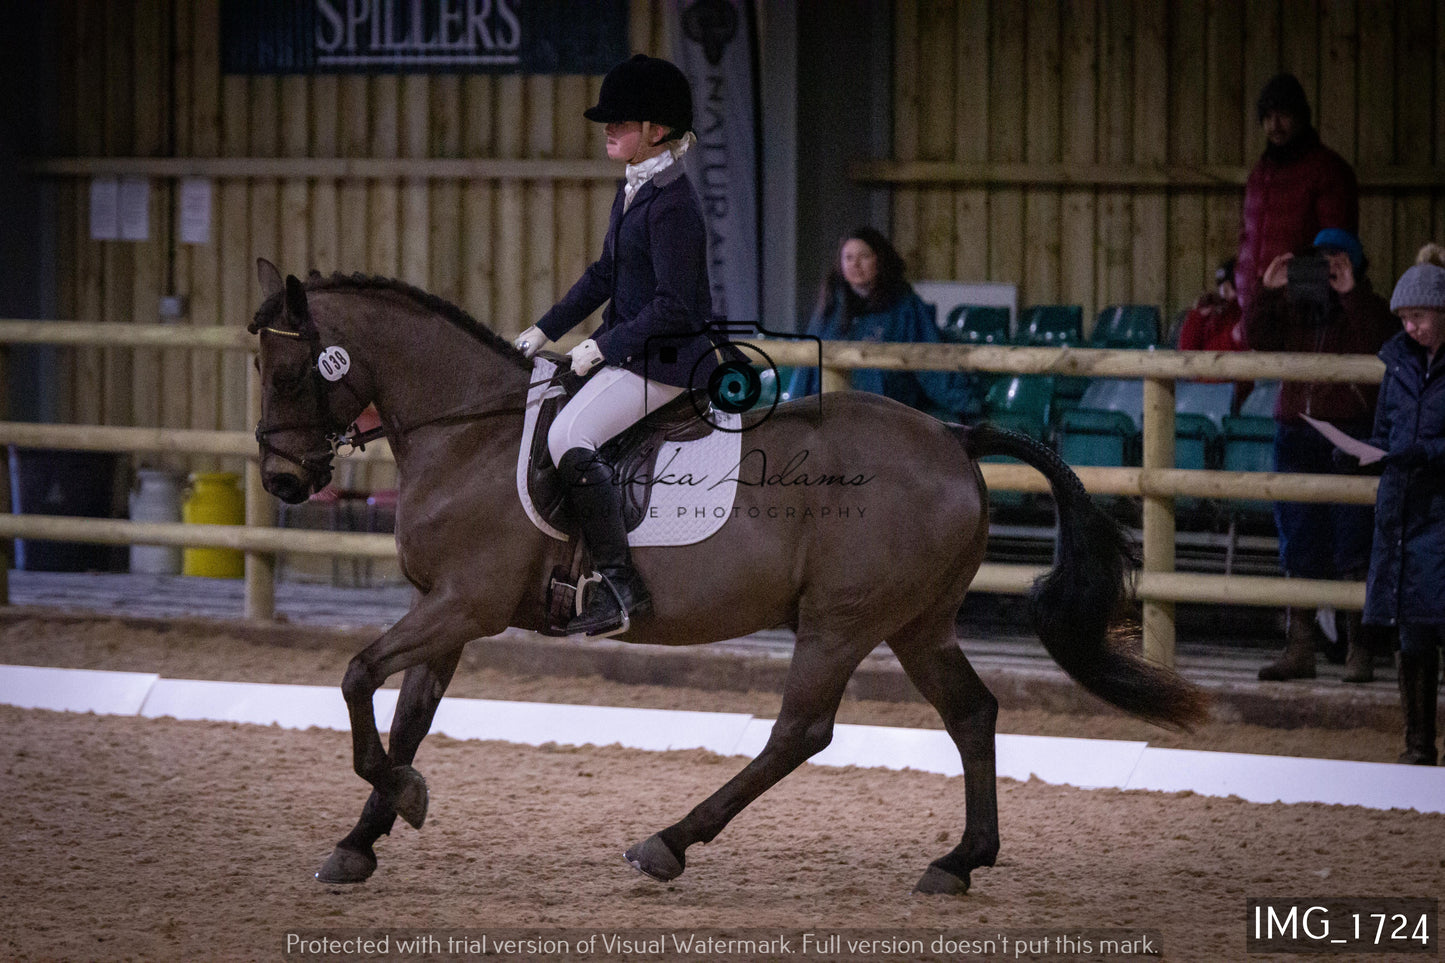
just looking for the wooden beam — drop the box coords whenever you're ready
[30,156,623,181]
[847,160,1445,189]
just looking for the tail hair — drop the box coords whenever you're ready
[962,422,1210,730]
[1416,243,1445,269]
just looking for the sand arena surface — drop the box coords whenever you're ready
[0,619,1441,962]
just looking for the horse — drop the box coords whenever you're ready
[249,259,1208,895]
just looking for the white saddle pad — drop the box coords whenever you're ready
[516,358,742,547]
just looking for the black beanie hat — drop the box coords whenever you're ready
[1256,72,1311,127]
[584,55,693,134]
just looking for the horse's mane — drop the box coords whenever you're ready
[250,271,532,372]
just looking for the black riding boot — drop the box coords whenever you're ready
[1396,646,1439,766]
[557,447,652,637]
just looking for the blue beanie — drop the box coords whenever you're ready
[1313,228,1365,272]
[1390,262,1445,312]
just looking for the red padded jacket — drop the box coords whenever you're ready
[1235,130,1358,315]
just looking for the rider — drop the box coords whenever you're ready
[513,54,718,638]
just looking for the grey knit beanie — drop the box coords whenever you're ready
[1390,262,1445,312]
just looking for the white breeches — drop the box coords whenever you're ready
[547,366,687,465]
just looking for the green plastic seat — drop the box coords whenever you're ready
[1090,305,1161,349]
[1014,305,1084,347]
[941,305,1011,346]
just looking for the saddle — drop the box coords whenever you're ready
[525,353,714,537]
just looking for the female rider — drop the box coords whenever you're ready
[512,55,717,638]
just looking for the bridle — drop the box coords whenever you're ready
[254,317,567,484]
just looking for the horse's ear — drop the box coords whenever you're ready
[257,259,283,299]
[284,274,309,322]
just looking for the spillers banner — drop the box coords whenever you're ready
[221,0,627,74]
[671,0,761,326]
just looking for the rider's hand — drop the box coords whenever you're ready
[569,338,604,376]
[1261,253,1293,290]
[513,325,548,359]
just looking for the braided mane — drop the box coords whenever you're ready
[250,271,532,372]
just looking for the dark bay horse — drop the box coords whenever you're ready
[250,259,1207,895]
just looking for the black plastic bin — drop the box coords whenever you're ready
[7,446,125,572]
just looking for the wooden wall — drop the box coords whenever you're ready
[886,0,1445,334]
[48,0,672,484]
[40,0,1445,452]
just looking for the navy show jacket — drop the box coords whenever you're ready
[1364,330,1445,626]
[536,160,718,389]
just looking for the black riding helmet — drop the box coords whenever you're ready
[584,54,693,140]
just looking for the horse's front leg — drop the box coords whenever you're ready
[319,646,463,884]
[338,596,485,832]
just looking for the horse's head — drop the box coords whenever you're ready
[250,259,370,504]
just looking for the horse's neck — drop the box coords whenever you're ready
[321,288,529,458]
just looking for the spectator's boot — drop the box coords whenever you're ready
[1340,611,1374,684]
[1396,646,1439,766]
[557,447,652,638]
[1258,607,1318,681]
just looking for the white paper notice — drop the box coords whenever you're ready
[119,177,150,241]
[178,178,212,245]
[1302,414,1387,465]
[89,177,119,240]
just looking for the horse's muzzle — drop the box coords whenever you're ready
[266,471,312,505]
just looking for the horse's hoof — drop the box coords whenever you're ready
[390,766,429,830]
[913,864,970,896]
[623,834,685,882]
[315,845,376,884]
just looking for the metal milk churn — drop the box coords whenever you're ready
[127,469,183,575]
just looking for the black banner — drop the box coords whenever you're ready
[221,0,628,74]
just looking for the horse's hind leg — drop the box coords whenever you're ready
[886,607,1000,896]
[318,647,463,884]
[625,628,869,882]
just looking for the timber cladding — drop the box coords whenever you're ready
[46,0,671,489]
[35,0,1445,462]
[882,0,1445,338]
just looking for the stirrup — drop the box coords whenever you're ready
[568,571,633,639]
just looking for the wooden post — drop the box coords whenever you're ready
[820,367,850,394]
[243,362,275,620]
[1141,376,1175,666]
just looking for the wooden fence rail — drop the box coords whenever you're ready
[2,323,1389,665]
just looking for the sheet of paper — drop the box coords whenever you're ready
[89,177,119,240]
[178,178,212,244]
[1302,414,1386,465]
[119,177,150,241]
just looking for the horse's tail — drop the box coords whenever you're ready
[958,422,1210,730]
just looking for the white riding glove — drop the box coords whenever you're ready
[569,338,605,376]
[513,325,548,359]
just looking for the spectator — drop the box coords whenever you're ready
[784,227,981,420]
[1243,229,1397,682]
[1235,73,1358,315]
[1362,244,1445,764]
[1178,256,1250,412]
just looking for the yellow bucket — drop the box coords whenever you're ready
[181,471,245,578]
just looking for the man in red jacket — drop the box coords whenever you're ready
[1235,74,1358,315]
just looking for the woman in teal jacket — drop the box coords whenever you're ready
[784,228,981,420]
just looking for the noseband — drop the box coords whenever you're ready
[254,323,367,481]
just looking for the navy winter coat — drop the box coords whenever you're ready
[536,161,718,388]
[1363,331,1445,627]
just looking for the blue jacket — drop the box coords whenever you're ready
[536,161,717,388]
[1364,331,1445,626]
[783,287,981,419]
